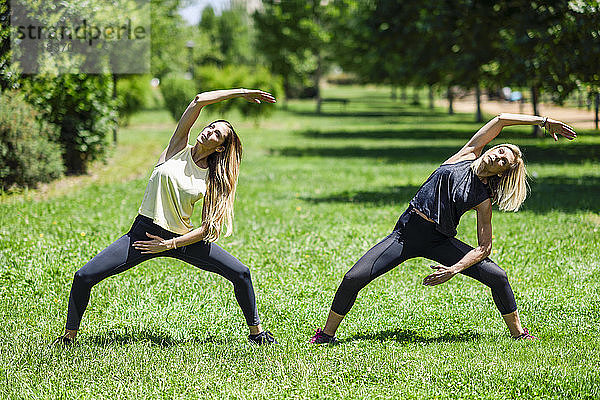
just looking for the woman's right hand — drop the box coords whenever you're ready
[544,118,577,141]
[242,89,276,104]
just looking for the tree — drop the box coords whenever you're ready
[254,0,333,107]
[330,1,457,111]
[552,0,600,130]
[494,0,579,135]
[197,5,254,67]
[0,0,20,91]
[151,0,189,79]
[450,1,505,122]
[24,74,117,173]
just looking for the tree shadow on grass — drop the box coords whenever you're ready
[272,142,600,165]
[523,175,600,213]
[340,328,480,344]
[302,176,600,213]
[288,109,451,119]
[302,186,419,206]
[298,127,524,141]
[87,328,225,347]
[272,145,461,164]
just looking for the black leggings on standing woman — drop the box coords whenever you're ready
[331,207,518,316]
[65,215,260,330]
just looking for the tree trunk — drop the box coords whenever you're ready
[447,87,454,115]
[519,97,525,114]
[315,51,322,114]
[401,87,407,102]
[391,85,397,101]
[428,85,434,109]
[531,86,541,137]
[112,74,118,144]
[412,86,420,105]
[595,92,599,130]
[475,82,482,122]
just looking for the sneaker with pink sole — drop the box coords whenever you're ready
[513,328,537,340]
[309,328,337,344]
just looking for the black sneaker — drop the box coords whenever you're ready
[248,330,278,345]
[309,328,337,344]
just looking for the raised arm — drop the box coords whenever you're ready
[445,113,577,164]
[158,89,276,164]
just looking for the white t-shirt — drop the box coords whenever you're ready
[138,145,208,234]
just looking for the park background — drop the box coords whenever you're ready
[1,0,599,398]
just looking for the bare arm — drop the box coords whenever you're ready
[422,199,493,286]
[157,89,276,164]
[445,113,577,164]
[132,225,208,254]
[194,88,275,107]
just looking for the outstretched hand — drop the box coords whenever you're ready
[422,264,457,286]
[242,89,276,104]
[545,118,577,141]
[133,232,172,254]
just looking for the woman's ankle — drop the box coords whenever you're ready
[501,310,524,337]
[248,324,263,336]
[64,329,77,340]
[322,327,337,337]
[323,310,344,337]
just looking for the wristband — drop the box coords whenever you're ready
[540,116,548,128]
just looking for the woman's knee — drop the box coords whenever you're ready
[230,266,252,286]
[73,268,97,286]
[341,269,370,293]
[481,260,510,288]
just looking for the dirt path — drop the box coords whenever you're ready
[440,96,598,130]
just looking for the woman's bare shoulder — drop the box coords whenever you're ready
[442,151,477,166]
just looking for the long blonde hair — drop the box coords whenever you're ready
[201,120,242,241]
[471,143,529,212]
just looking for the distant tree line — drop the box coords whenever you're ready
[253,0,600,132]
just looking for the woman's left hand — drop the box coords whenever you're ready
[422,265,457,286]
[545,118,577,141]
[242,89,276,104]
[133,233,173,254]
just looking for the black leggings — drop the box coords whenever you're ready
[65,215,260,330]
[331,208,518,316]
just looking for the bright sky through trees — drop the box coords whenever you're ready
[179,0,230,25]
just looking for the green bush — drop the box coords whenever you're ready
[195,65,283,120]
[24,74,117,174]
[0,91,64,190]
[116,75,154,126]
[159,73,199,123]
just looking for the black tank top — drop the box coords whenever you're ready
[409,160,491,237]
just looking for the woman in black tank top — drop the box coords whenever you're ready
[310,113,577,344]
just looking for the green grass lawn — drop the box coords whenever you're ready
[1,85,599,399]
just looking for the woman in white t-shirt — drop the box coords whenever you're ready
[54,89,278,345]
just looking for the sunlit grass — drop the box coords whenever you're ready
[1,85,599,399]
